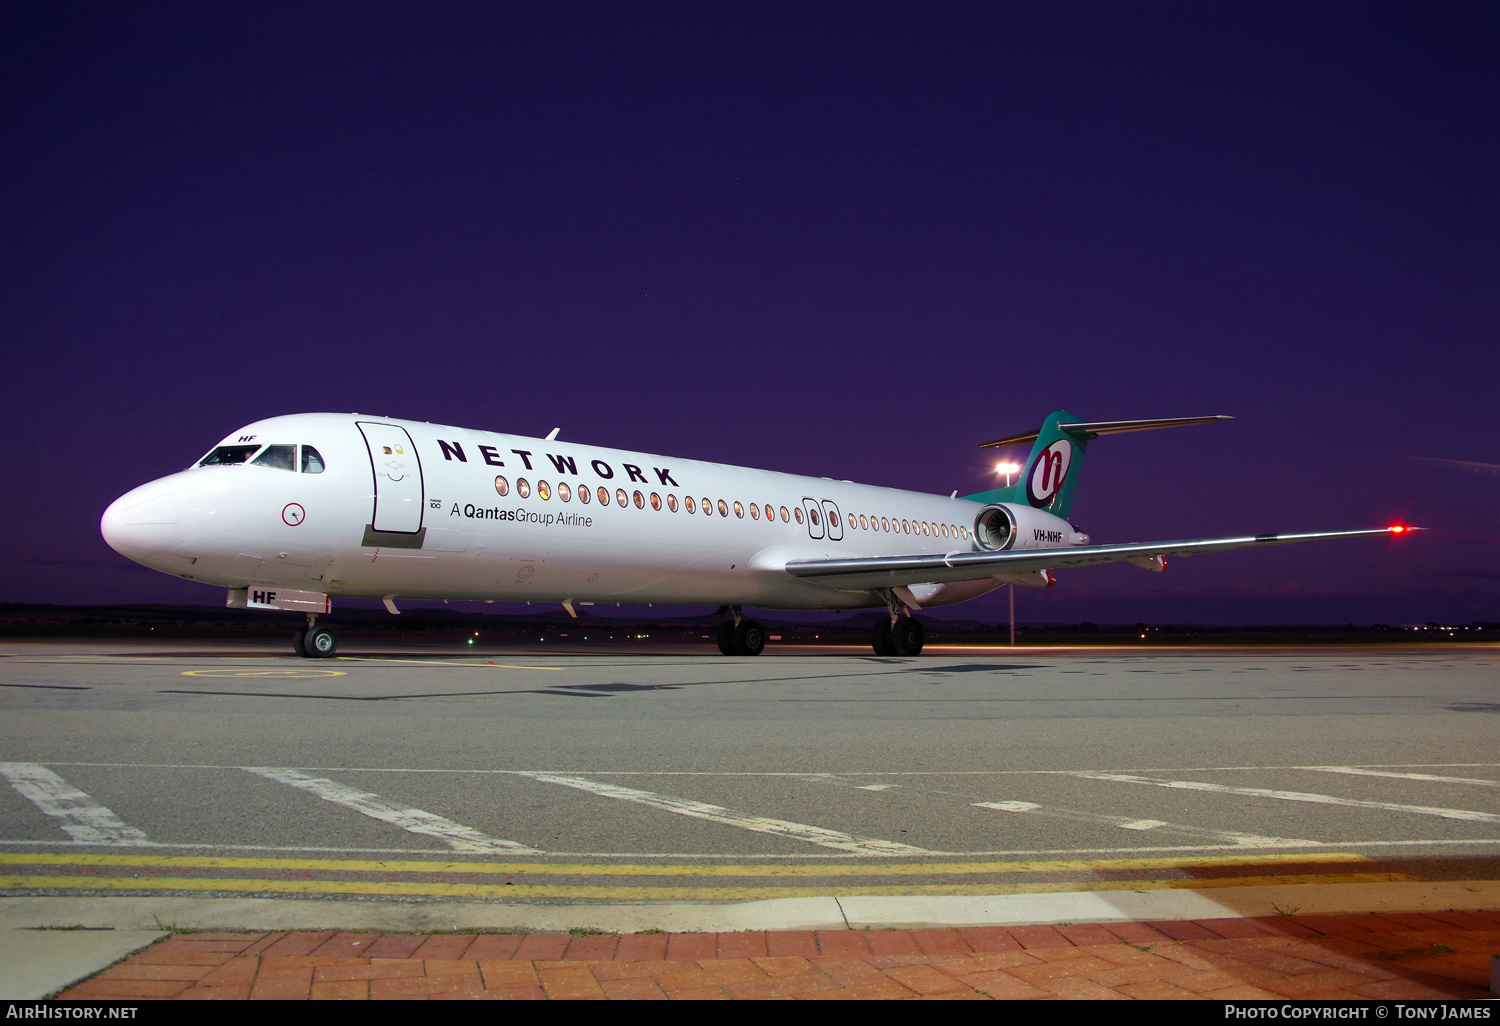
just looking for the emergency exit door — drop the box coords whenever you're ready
[357,422,425,534]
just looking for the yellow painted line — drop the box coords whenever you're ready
[336,657,561,671]
[181,669,346,678]
[0,872,1412,901]
[0,851,1371,877]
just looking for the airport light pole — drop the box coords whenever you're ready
[994,462,1020,646]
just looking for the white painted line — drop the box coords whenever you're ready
[1119,819,1168,831]
[1303,766,1500,788]
[0,763,148,845]
[515,772,930,855]
[1070,771,1500,824]
[973,801,1041,813]
[243,767,540,854]
[857,784,899,791]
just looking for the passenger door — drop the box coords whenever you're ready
[357,422,425,534]
[821,499,844,541]
[801,497,824,539]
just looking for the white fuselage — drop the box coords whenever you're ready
[102,413,1079,611]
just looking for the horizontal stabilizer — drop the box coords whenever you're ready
[979,415,1233,449]
[785,527,1411,591]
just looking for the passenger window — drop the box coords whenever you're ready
[597,486,610,505]
[794,507,804,524]
[809,508,820,526]
[940,523,949,538]
[749,503,759,520]
[880,517,889,532]
[921,522,929,536]
[494,476,509,497]
[779,506,789,522]
[576,483,589,503]
[517,478,531,498]
[859,515,868,530]
[733,501,743,518]
[702,498,712,515]
[901,519,909,533]
[616,488,628,507]
[961,526,969,540]
[667,493,678,512]
[300,446,325,474]
[538,481,551,500]
[251,444,296,471]
[558,482,571,502]
[717,499,728,517]
[633,490,645,509]
[198,444,260,466]
[651,492,662,510]
[685,495,696,513]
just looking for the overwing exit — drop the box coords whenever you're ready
[100,410,1415,658]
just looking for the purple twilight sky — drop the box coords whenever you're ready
[2,2,1496,624]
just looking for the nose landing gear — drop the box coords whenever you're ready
[294,614,339,658]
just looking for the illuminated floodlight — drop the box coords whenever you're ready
[996,462,1021,486]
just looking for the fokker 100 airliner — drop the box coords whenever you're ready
[101,411,1412,658]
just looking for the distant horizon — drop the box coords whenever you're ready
[1,598,1491,631]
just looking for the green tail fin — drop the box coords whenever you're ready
[963,410,1090,518]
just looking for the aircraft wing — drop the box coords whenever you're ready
[783,527,1409,591]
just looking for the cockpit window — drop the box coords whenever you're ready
[300,445,325,474]
[251,445,297,471]
[198,445,261,466]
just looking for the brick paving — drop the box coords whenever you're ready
[57,911,1499,1000]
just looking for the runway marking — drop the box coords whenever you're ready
[0,850,1372,875]
[182,669,346,678]
[242,767,539,854]
[0,838,1493,856]
[515,772,930,855]
[857,784,899,791]
[335,657,561,671]
[1070,772,1500,823]
[24,763,1500,775]
[1302,766,1500,788]
[0,764,148,846]
[959,793,1311,848]
[0,871,1412,900]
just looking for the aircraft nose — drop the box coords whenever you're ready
[101,480,180,559]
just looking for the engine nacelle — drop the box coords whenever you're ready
[972,504,1086,552]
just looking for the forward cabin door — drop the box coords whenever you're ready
[357,422,425,534]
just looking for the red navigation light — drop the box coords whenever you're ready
[1389,525,1406,534]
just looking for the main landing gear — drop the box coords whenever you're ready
[872,590,924,656]
[293,614,338,659]
[871,615,924,656]
[714,607,766,656]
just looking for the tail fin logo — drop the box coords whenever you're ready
[1026,440,1072,507]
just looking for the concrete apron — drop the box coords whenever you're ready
[2,879,1497,936]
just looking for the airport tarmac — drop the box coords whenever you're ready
[1,639,1496,913]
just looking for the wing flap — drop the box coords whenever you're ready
[783,528,1406,590]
